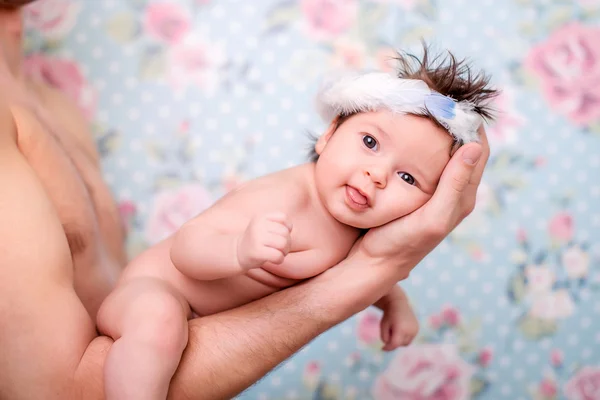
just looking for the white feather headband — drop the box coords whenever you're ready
[315,72,482,144]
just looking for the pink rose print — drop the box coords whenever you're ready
[548,211,574,244]
[144,2,192,45]
[524,22,600,126]
[167,35,226,94]
[24,0,80,40]
[300,0,358,41]
[530,289,575,320]
[478,347,493,368]
[539,378,558,397]
[564,366,600,400]
[22,54,97,121]
[145,183,213,244]
[357,311,382,345]
[440,305,461,327]
[330,39,366,70]
[550,349,564,368]
[562,245,590,280]
[118,200,137,233]
[303,361,321,389]
[372,344,475,400]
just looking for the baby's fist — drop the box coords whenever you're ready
[380,307,420,351]
[237,212,292,270]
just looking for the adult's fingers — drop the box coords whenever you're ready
[469,125,491,188]
[422,143,482,231]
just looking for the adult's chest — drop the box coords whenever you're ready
[11,104,125,314]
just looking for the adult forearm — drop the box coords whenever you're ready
[167,280,336,400]
[167,252,409,400]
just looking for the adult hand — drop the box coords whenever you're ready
[317,125,490,320]
[359,125,490,272]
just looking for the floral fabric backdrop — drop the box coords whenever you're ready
[23,0,600,399]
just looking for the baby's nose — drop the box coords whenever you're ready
[364,167,386,187]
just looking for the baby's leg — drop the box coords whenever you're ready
[97,277,190,400]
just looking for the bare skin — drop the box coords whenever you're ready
[97,110,451,398]
[0,6,490,400]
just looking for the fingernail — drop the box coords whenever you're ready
[463,146,482,166]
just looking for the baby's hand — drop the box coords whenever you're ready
[237,212,292,270]
[380,304,420,351]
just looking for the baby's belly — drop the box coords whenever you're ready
[120,238,294,317]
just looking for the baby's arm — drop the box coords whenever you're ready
[374,285,419,350]
[170,210,292,281]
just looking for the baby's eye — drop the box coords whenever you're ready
[398,172,416,185]
[362,134,378,150]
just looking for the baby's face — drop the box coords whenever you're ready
[314,110,453,229]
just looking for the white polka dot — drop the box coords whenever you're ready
[526,353,539,364]
[233,84,247,98]
[483,282,493,294]
[281,97,293,110]
[286,390,298,399]
[469,299,480,310]
[133,171,146,183]
[359,368,370,380]
[92,47,103,59]
[109,61,120,74]
[546,142,558,154]
[236,117,249,129]
[483,313,495,324]
[91,15,102,27]
[561,157,573,170]
[513,368,525,380]
[211,4,226,18]
[254,162,267,175]
[118,188,131,198]
[283,361,296,372]
[125,77,137,89]
[568,334,579,346]
[159,106,171,119]
[263,51,275,65]
[514,339,525,352]
[111,93,123,105]
[208,150,222,162]
[276,34,290,46]
[219,102,232,114]
[454,286,466,297]
[426,288,438,299]
[498,325,510,336]
[267,114,279,126]
[283,129,294,141]
[142,91,154,103]
[251,100,262,111]
[439,271,450,282]
[245,36,258,49]
[575,140,586,153]
[206,118,218,130]
[76,33,87,43]
[327,341,338,351]
[455,25,468,38]
[269,146,281,157]
[591,186,600,198]
[95,79,107,91]
[222,134,234,145]
[501,385,512,396]
[257,393,269,400]
[440,11,453,23]
[228,21,242,34]
[128,108,140,121]
[582,347,592,359]
[499,356,511,368]
[264,83,276,95]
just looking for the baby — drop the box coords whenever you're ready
[97,48,497,399]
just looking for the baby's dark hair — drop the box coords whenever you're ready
[308,44,499,162]
[0,0,37,8]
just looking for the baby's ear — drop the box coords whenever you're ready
[315,117,339,155]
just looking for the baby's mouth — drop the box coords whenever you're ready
[345,185,369,209]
